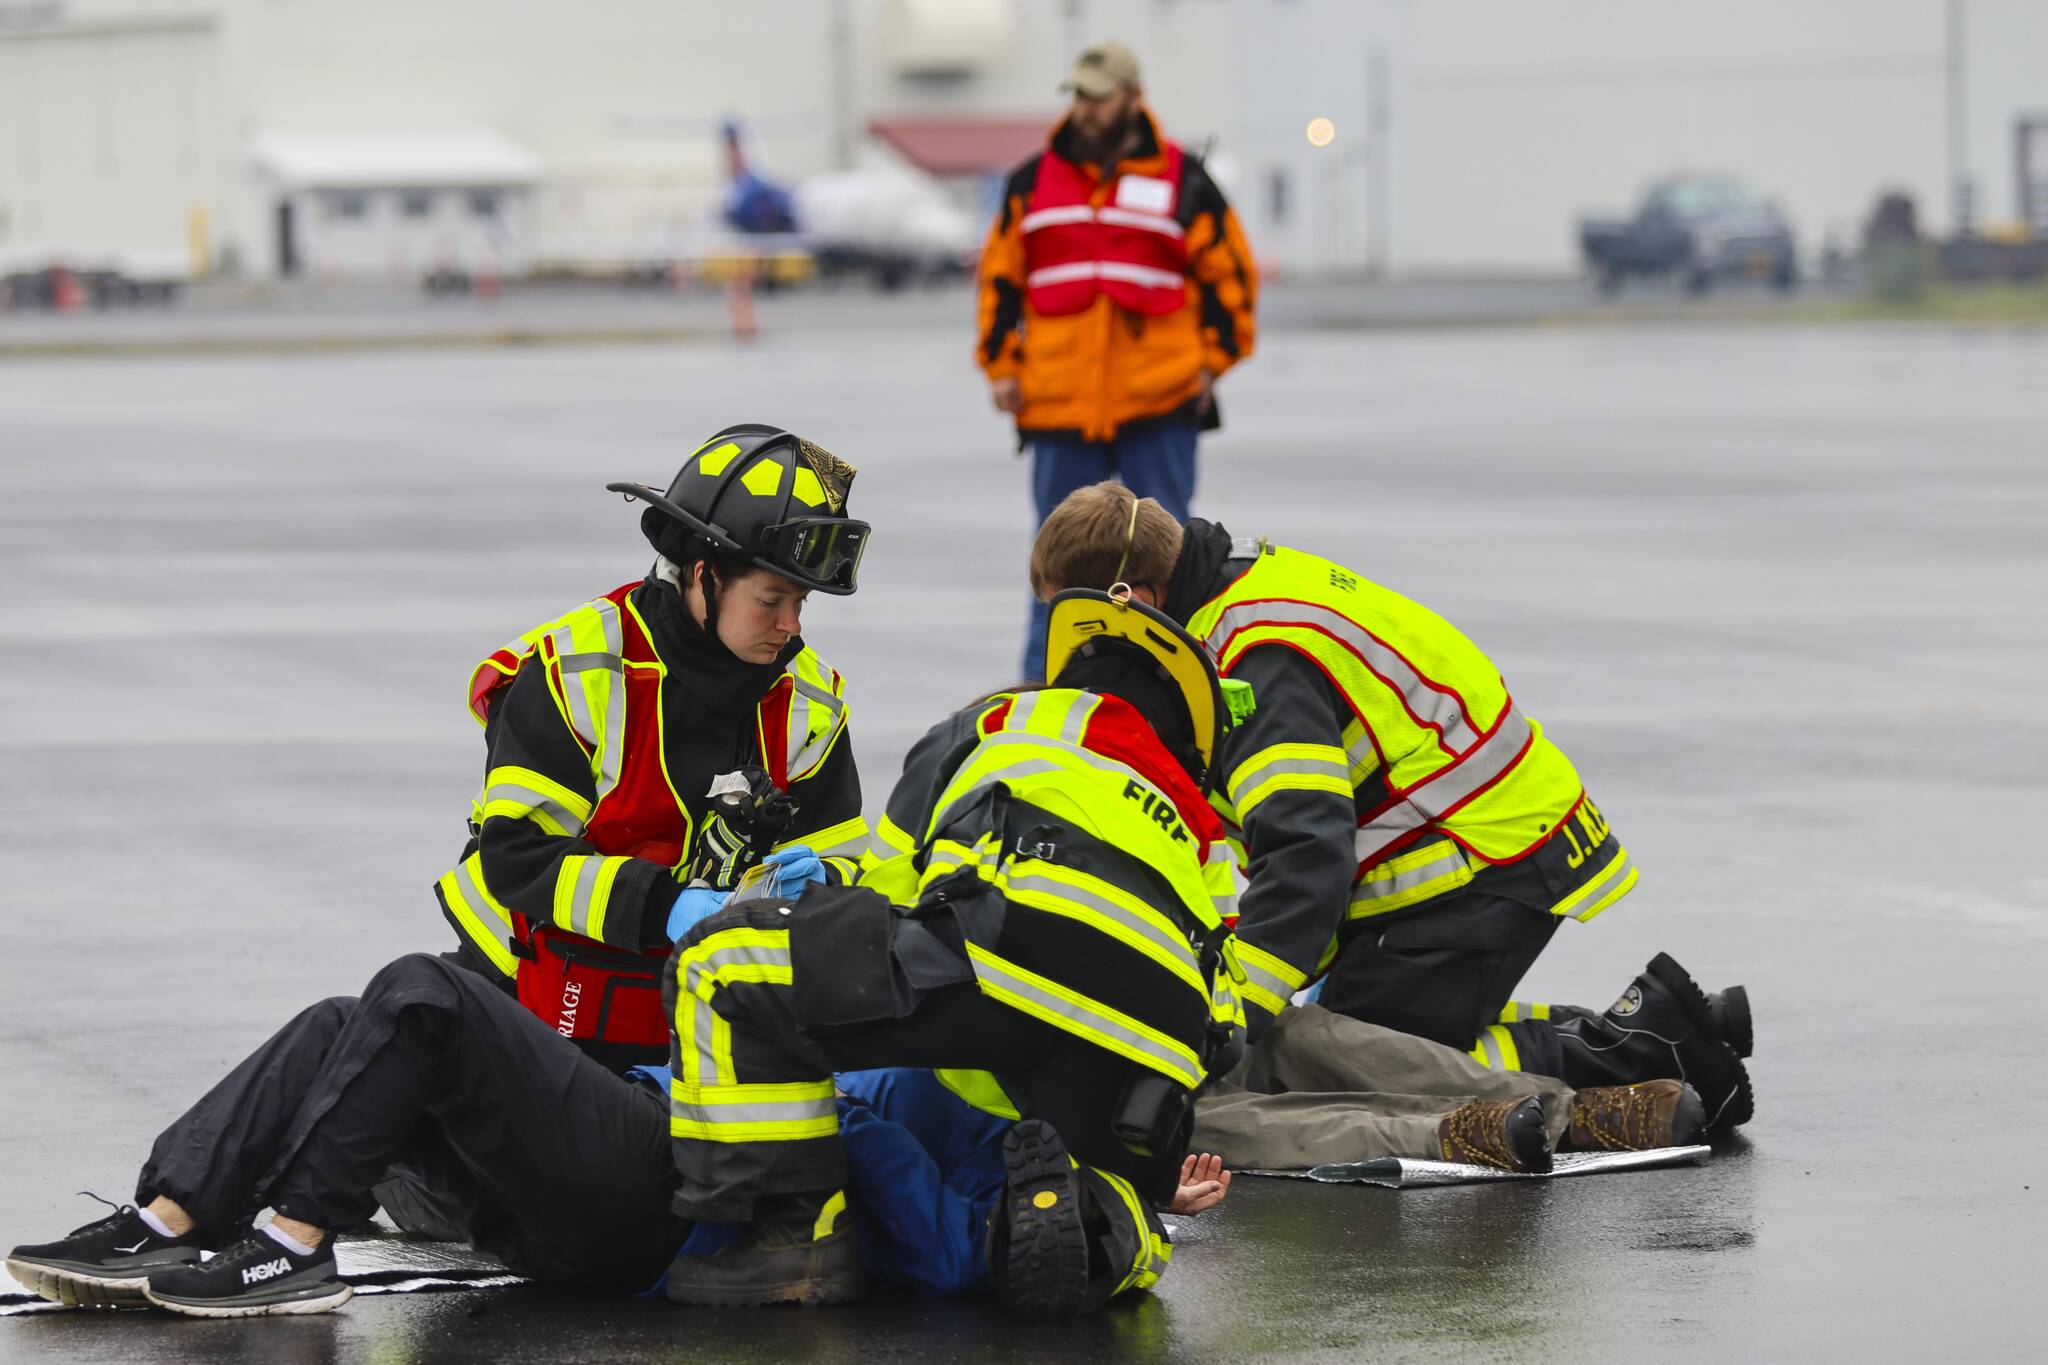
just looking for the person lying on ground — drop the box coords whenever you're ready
[4,958,1234,1319]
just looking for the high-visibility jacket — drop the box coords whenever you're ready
[1186,537,1638,1024]
[435,579,868,988]
[860,688,1245,1111]
[975,108,1258,442]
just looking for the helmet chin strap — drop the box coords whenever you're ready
[656,553,721,636]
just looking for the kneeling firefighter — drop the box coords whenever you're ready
[434,424,873,1069]
[659,589,1249,1316]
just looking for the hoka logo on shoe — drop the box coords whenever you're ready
[242,1256,293,1285]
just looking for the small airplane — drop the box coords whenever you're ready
[718,119,977,289]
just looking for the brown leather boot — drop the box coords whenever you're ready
[1436,1096,1552,1173]
[1568,1080,1706,1151]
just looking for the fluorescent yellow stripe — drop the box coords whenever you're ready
[436,869,518,975]
[872,815,916,856]
[582,855,625,942]
[965,943,1203,1088]
[782,815,868,861]
[998,864,1207,995]
[1226,741,1354,819]
[482,764,593,823]
[813,1190,848,1240]
[1549,847,1639,922]
[669,1117,840,1142]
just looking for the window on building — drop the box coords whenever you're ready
[399,190,436,219]
[1268,168,1290,227]
[467,189,501,220]
[322,191,369,222]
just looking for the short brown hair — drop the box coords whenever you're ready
[1029,482,1183,600]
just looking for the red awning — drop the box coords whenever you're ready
[867,116,1050,176]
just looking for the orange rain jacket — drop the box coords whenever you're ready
[975,108,1258,443]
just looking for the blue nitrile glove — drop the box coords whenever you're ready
[666,886,731,943]
[760,844,827,898]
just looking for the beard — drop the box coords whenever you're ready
[1073,106,1138,165]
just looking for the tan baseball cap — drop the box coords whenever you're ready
[1060,41,1142,98]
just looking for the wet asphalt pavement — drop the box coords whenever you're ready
[1,314,2043,1360]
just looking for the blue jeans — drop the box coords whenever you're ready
[647,1066,1011,1297]
[1022,417,1199,680]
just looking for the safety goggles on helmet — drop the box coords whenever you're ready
[756,516,870,594]
[1042,586,1255,793]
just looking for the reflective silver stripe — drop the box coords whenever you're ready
[1020,204,1096,233]
[481,780,586,838]
[1352,840,1467,906]
[1345,726,1379,778]
[453,857,515,945]
[1353,707,1534,868]
[564,855,604,937]
[550,602,628,801]
[1004,690,1094,748]
[970,951,1202,1089]
[681,941,794,1085]
[1473,1029,1508,1071]
[1555,847,1635,922]
[669,1094,836,1127]
[1236,956,1297,1011]
[1026,260,1185,292]
[551,625,598,747]
[1002,870,1201,981]
[803,825,870,859]
[1227,751,1351,807]
[1203,601,1483,754]
[1094,205,1184,238]
[928,758,1069,835]
[784,671,845,775]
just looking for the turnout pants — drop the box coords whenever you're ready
[135,953,687,1289]
[1193,1004,1576,1168]
[665,893,1175,1302]
[1317,840,1672,1091]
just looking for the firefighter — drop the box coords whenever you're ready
[975,39,1258,680]
[1028,483,1756,1135]
[3,963,1236,1318]
[432,424,872,1069]
[657,590,1248,1315]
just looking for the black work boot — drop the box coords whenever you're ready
[1568,1080,1707,1151]
[988,1120,1092,1318]
[7,1196,207,1308]
[664,1190,865,1308]
[1610,953,1754,1133]
[1709,984,1754,1059]
[1435,1096,1553,1174]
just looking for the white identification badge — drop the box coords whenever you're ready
[1114,175,1173,215]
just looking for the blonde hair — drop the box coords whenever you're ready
[1029,482,1183,600]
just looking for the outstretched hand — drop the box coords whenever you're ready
[1170,1152,1232,1215]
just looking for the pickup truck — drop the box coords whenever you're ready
[1580,176,1797,295]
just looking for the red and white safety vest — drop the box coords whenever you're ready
[1022,143,1190,317]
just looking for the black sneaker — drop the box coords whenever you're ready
[6,1195,206,1308]
[143,1230,351,1318]
[987,1120,1091,1319]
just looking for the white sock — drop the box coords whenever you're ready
[262,1221,319,1258]
[138,1207,179,1240]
